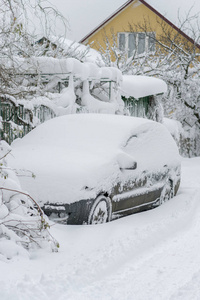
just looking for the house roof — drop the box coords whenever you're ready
[79,0,200,48]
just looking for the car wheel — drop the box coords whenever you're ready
[88,195,112,225]
[160,179,174,205]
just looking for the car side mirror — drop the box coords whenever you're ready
[117,152,137,171]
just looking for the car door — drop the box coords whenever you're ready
[111,134,165,217]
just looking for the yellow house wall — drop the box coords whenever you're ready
[83,0,193,54]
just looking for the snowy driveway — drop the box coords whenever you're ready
[1,157,200,300]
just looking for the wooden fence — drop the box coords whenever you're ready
[0,100,56,144]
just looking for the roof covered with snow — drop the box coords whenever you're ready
[121,75,167,99]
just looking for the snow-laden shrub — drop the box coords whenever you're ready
[0,140,59,261]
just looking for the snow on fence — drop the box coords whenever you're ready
[0,66,123,144]
[13,56,123,83]
[0,99,56,144]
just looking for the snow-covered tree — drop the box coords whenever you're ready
[0,0,67,142]
[0,0,68,96]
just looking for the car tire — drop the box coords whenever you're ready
[88,195,112,225]
[160,179,174,205]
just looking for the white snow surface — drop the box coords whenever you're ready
[81,80,118,113]
[163,118,184,143]
[8,114,179,206]
[121,75,167,99]
[0,157,200,299]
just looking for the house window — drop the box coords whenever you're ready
[138,33,145,54]
[118,32,155,57]
[119,33,126,51]
[128,33,136,57]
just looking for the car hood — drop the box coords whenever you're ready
[8,143,121,206]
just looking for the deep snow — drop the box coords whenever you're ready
[0,157,200,299]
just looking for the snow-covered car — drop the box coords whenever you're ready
[9,114,181,225]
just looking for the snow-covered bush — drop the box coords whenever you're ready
[0,140,59,261]
[160,75,200,157]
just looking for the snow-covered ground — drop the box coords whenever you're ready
[0,157,200,300]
